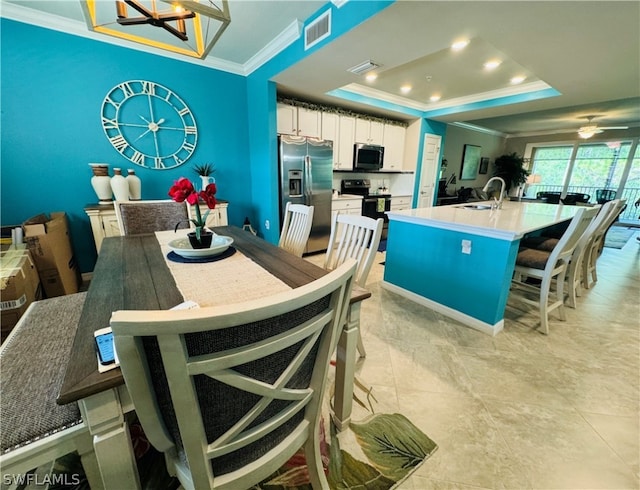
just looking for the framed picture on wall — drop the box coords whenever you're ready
[460,144,481,180]
[479,157,489,174]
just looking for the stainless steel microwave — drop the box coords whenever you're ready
[353,143,384,171]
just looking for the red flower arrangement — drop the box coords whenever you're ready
[168,177,217,243]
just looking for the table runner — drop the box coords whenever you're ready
[155,230,291,307]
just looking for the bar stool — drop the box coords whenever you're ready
[510,207,599,334]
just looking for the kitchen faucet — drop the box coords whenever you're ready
[482,177,506,209]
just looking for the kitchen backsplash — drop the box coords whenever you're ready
[332,172,415,197]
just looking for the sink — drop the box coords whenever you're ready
[457,204,492,210]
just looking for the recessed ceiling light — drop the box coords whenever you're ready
[451,39,469,51]
[483,59,501,70]
[510,76,525,84]
[430,95,441,102]
[400,85,412,94]
[365,72,378,81]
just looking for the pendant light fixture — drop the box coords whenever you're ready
[82,0,231,59]
[115,0,196,41]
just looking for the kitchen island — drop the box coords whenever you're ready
[382,201,583,335]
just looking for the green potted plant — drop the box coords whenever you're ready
[492,153,529,193]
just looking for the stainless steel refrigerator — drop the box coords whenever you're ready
[278,135,333,254]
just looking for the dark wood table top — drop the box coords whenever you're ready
[57,226,370,405]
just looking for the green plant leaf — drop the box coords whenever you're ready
[328,449,394,490]
[350,413,437,482]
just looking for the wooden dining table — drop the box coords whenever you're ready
[57,226,370,489]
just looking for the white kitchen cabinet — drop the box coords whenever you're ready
[85,201,229,253]
[277,103,321,138]
[390,195,412,211]
[321,112,339,166]
[335,116,356,170]
[355,118,384,145]
[382,124,406,170]
[332,196,362,215]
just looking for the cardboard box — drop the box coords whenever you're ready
[23,212,80,298]
[1,247,43,341]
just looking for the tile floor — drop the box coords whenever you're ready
[309,230,640,489]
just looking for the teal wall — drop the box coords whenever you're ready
[1,2,393,271]
[1,18,251,273]
[244,0,395,244]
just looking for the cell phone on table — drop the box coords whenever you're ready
[94,327,116,365]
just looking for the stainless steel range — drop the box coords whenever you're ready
[340,179,391,239]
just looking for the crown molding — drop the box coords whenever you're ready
[449,122,507,137]
[338,83,427,112]
[1,2,247,75]
[244,19,303,75]
[336,80,555,116]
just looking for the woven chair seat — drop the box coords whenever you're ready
[516,247,552,270]
[520,236,559,252]
[1,293,86,454]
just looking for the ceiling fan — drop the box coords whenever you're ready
[577,116,628,139]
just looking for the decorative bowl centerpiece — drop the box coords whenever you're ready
[168,235,234,259]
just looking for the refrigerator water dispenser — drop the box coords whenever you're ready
[288,170,302,197]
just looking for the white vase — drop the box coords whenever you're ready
[126,169,142,200]
[89,163,113,204]
[200,175,215,191]
[111,168,130,201]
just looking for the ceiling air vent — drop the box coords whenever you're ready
[305,9,331,50]
[347,60,381,75]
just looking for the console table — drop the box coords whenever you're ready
[84,200,229,253]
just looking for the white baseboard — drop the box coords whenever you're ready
[381,281,504,336]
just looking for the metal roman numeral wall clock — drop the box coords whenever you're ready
[101,80,198,170]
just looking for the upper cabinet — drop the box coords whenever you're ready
[277,103,321,138]
[324,112,356,170]
[382,124,406,171]
[336,116,356,170]
[354,118,384,145]
[277,100,411,172]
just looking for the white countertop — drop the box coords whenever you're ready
[387,200,587,240]
[332,194,363,201]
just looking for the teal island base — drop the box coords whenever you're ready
[382,219,520,336]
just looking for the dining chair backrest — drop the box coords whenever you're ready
[512,206,599,334]
[596,189,616,204]
[324,213,384,288]
[565,200,616,307]
[278,202,314,257]
[547,206,599,270]
[114,200,190,236]
[584,199,626,288]
[112,260,357,490]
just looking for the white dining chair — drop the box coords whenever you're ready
[583,199,626,289]
[519,201,617,309]
[324,213,383,356]
[112,260,356,490]
[278,202,314,257]
[0,293,101,487]
[565,200,618,307]
[510,206,599,334]
[114,199,190,236]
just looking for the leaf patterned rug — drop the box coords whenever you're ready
[260,412,437,489]
[25,385,436,490]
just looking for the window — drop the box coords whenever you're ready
[526,138,639,223]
